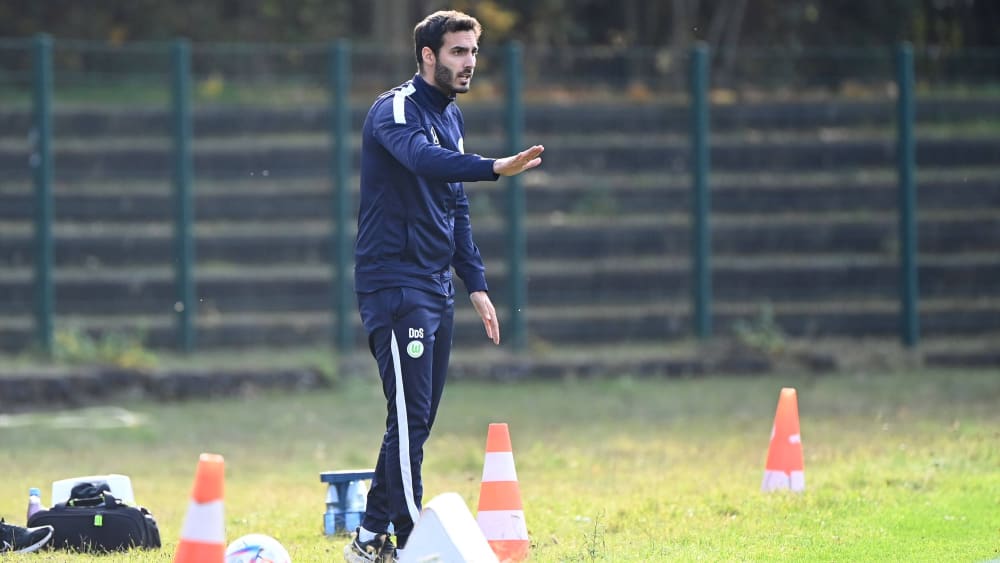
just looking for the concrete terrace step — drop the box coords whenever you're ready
[0,255,996,316]
[1,216,997,268]
[4,332,1000,414]
[1,177,998,221]
[446,333,1000,379]
[2,137,999,180]
[1,299,998,354]
[0,365,331,413]
[1,98,998,138]
[4,333,1000,413]
[0,99,996,357]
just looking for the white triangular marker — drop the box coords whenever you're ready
[399,492,499,563]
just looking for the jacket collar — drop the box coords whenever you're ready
[412,73,455,114]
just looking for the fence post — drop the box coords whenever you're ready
[31,33,54,356]
[896,42,919,347]
[504,41,527,351]
[171,38,196,352]
[329,39,353,352]
[689,42,712,340]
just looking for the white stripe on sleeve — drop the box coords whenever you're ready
[393,84,416,124]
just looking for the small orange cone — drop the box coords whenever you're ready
[761,388,805,492]
[174,453,226,562]
[476,423,529,562]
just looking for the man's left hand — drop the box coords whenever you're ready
[470,291,500,345]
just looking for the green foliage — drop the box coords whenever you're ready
[51,326,158,370]
[2,0,997,49]
[0,0,354,43]
[732,303,787,356]
[582,511,607,561]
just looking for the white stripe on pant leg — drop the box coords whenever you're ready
[390,329,421,524]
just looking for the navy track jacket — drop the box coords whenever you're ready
[355,74,500,297]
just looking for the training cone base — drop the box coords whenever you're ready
[761,388,805,493]
[174,453,226,563]
[477,423,529,562]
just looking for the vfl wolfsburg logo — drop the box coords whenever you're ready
[406,340,424,359]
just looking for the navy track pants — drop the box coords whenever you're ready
[357,285,454,546]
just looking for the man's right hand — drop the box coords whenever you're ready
[493,145,545,176]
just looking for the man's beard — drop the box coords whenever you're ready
[434,64,469,95]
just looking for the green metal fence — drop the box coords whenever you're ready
[2,37,999,358]
[30,35,54,355]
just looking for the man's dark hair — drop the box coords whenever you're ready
[413,10,482,70]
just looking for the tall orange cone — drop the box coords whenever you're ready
[761,388,805,492]
[174,453,226,562]
[476,423,529,562]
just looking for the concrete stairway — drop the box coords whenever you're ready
[0,98,997,362]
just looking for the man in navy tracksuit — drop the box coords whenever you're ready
[345,10,544,563]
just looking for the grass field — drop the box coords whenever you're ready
[1,368,997,562]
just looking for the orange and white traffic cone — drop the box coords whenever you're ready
[761,388,805,492]
[174,453,226,562]
[476,423,529,562]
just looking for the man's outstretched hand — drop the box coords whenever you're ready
[493,145,545,177]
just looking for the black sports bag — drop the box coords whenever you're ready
[26,483,160,552]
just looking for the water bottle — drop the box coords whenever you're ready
[27,487,45,521]
[323,484,339,536]
[343,480,368,532]
[349,479,368,513]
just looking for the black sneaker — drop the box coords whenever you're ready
[343,527,396,563]
[0,518,54,553]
